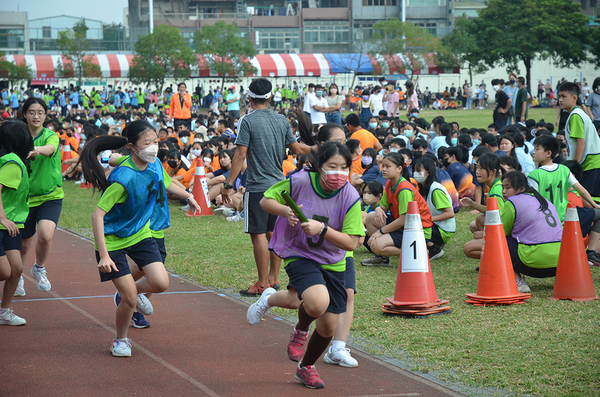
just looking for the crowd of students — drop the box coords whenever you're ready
[1,75,599,389]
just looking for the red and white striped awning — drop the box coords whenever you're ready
[2,53,456,82]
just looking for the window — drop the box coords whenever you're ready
[0,29,25,49]
[304,21,349,44]
[362,0,396,5]
[42,26,51,39]
[257,29,300,53]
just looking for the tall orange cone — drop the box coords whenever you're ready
[62,144,72,174]
[384,201,450,316]
[550,203,598,301]
[185,159,212,217]
[466,197,530,305]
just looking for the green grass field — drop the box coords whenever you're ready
[58,108,599,397]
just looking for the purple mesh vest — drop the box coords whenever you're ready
[508,193,562,245]
[269,171,360,264]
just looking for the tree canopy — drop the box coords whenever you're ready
[55,20,101,86]
[369,18,443,80]
[193,21,256,86]
[129,25,196,92]
[0,52,34,88]
[467,0,593,89]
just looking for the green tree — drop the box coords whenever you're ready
[369,18,441,80]
[129,25,195,92]
[590,27,600,68]
[193,21,256,89]
[438,16,488,86]
[468,0,592,90]
[55,19,102,86]
[0,52,34,88]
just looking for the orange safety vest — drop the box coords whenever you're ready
[386,178,432,228]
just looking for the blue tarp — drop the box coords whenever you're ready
[323,53,374,74]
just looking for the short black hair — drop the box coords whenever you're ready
[345,113,362,128]
[345,138,361,154]
[534,135,560,158]
[558,82,580,97]
[488,123,498,131]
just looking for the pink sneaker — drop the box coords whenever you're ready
[295,365,325,389]
[287,328,308,362]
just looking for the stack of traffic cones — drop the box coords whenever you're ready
[550,204,598,301]
[382,201,451,317]
[465,197,531,306]
[185,159,212,217]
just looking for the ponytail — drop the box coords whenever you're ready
[292,110,316,146]
[77,135,127,191]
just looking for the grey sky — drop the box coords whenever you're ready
[3,0,128,24]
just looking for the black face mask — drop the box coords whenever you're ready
[442,158,450,168]
[413,151,423,159]
[167,160,179,169]
[158,149,168,161]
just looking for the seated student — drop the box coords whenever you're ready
[443,146,475,199]
[165,149,193,190]
[413,157,455,259]
[500,171,563,293]
[187,141,203,163]
[282,149,296,177]
[481,133,507,157]
[362,180,384,215]
[362,153,433,266]
[499,155,521,174]
[351,147,385,191]
[563,160,600,264]
[487,123,499,136]
[206,149,234,201]
[422,152,459,213]
[346,139,364,182]
[511,132,535,176]
[469,145,492,212]
[367,116,379,133]
[461,153,505,254]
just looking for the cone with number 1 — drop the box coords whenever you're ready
[382,201,450,317]
[465,197,530,306]
[185,159,212,217]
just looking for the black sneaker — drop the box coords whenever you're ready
[587,251,600,267]
[428,244,444,260]
[361,255,391,266]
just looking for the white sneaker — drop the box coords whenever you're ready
[0,309,26,326]
[226,213,243,223]
[14,275,25,297]
[247,287,276,325]
[324,347,358,368]
[516,278,531,293]
[136,294,153,315]
[222,208,236,217]
[30,265,51,292]
[111,338,132,357]
[180,204,189,211]
[213,206,228,215]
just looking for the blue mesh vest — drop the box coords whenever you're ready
[104,159,170,238]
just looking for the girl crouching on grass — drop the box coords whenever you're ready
[246,141,364,389]
[78,120,200,357]
[0,121,33,326]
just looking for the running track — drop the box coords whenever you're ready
[1,229,466,397]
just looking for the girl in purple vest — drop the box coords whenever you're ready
[246,141,364,389]
[501,171,563,293]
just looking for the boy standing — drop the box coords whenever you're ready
[559,82,600,201]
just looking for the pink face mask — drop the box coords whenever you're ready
[321,169,348,190]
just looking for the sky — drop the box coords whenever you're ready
[3,0,128,24]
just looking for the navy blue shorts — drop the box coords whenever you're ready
[386,214,404,249]
[581,168,600,198]
[285,258,347,314]
[95,238,163,282]
[344,256,356,293]
[506,236,556,278]
[0,229,23,257]
[22,199,63,240]
[154,237,167,263]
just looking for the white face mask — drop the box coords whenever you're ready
[135,144,158,163]
[181,137,189,144]
[413,171,427,184]
[492,85,500,92]
[191,149,201,157]
[203,157,212,165]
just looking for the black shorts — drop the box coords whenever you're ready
[95,238,163,282]
[71,104,78,109]
[386,214,404,249]
[430,223,444,247]
[22,199,63,240]
[285,258,347,314]
[244,191,277,234]
[581,168,600,198]
[154,237,167,263]
[344,256,356,293]
[0,229,23,257]
[506,236,557,278]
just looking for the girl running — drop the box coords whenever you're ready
[0,121,33,325]
[246,142,364,388]
[79,120,200,357]
[461,153,505,259]
[15,98,63,296]
[363,152,434,265]
[500,171,563,293]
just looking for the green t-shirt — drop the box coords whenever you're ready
[514,87,528,119]
[527,164,571,223]
[501,196,561,269]
[263,172,364,272]
[431,189,453,243]
[488,178,505,214]
[0,154,29,229]
[29,128,64,207]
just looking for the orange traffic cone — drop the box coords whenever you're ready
[62,144,72,174]
[465,197,531,306]
[384,201,450,317]
[550,203,598,301]
[185,159,212,217]
[79,176,92,189]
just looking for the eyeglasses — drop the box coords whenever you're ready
[27,111,46,117]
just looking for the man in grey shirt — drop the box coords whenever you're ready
[222,78,310,296]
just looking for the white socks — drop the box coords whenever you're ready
[331,340,346,352]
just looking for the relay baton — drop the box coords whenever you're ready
[281,190,308,223]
